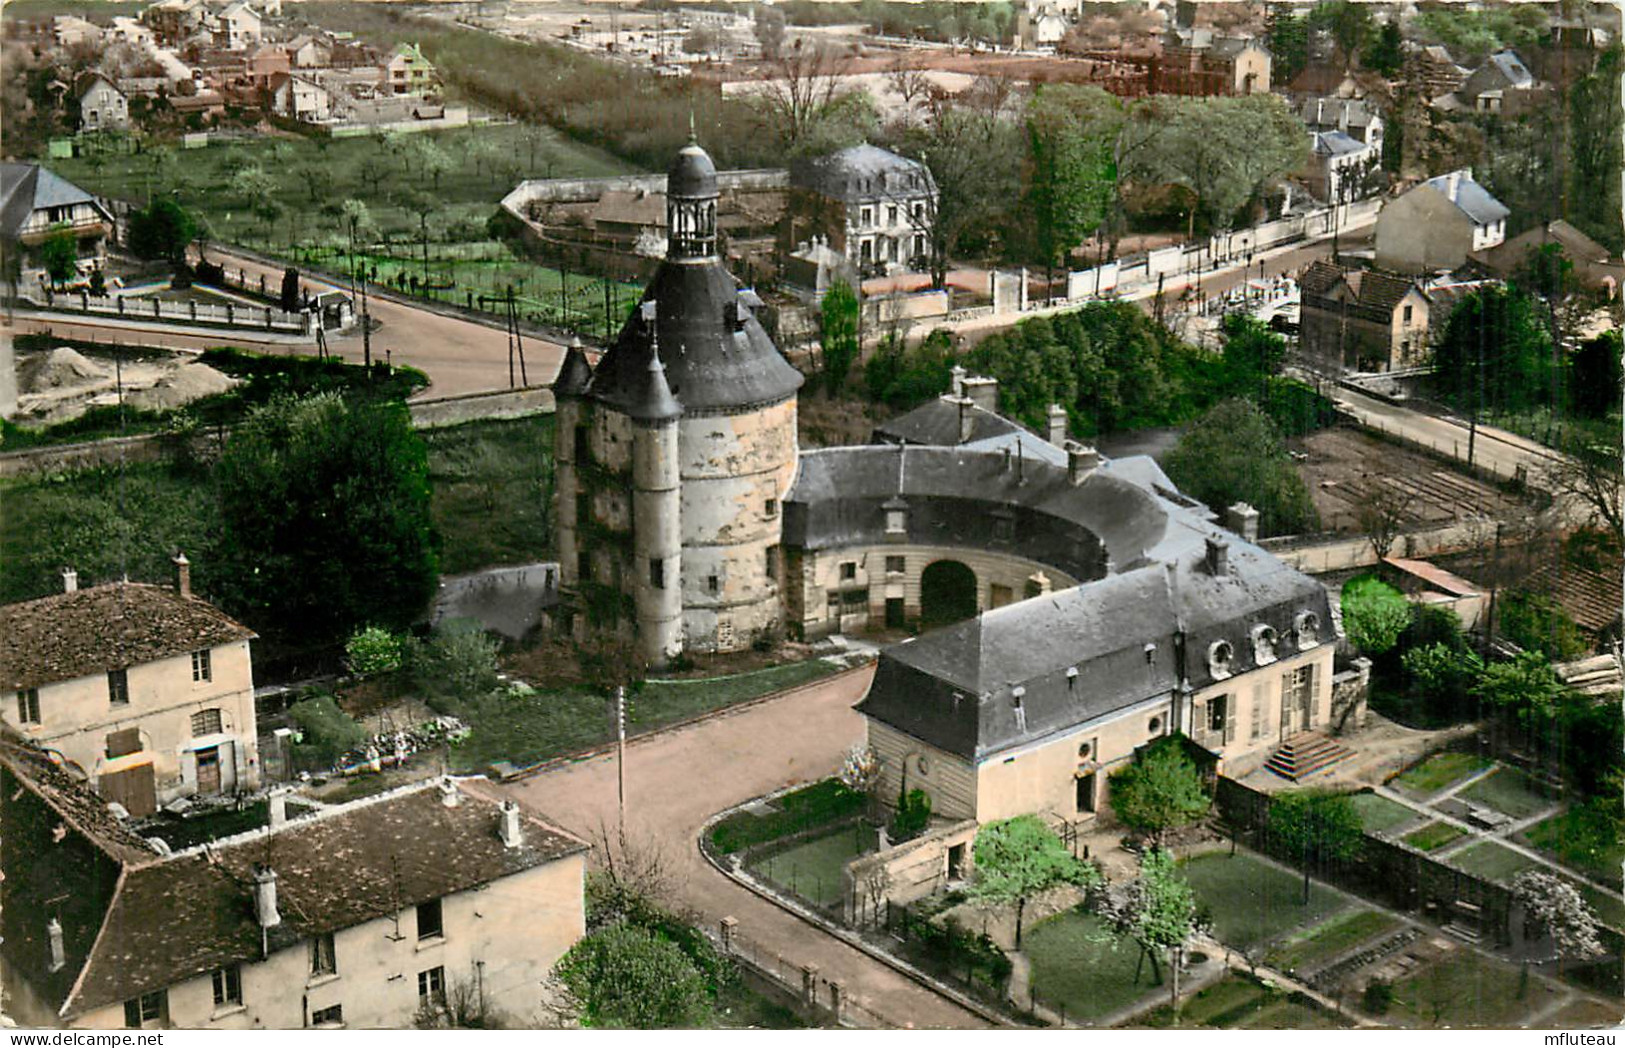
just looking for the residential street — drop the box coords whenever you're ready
[504,663,994,1030]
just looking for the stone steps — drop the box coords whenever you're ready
[1265,732,1356,782]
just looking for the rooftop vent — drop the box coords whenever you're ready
[1205,537,1230,577]
[253,865,280,929]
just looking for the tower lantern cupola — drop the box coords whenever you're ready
[667,137,718,260]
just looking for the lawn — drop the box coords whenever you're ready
[1180,851,1347,950]
[1403,822,1467,853]
[1265,909,1404,974]
[1392,752,1491,797]
[1451,841,1541,884]
[48,124,644,333]
[1457,767,1556,821]
[452,659,845,773]
[1383,949,1563,1028]
[1026,911,1167,1023]
[1521,802,1625,888]
[1544,998,1625,1029]
[422,415,556,575]
[714,977,811,1029]
[748,823,879,907]
[1352,792,1419,835]
[1134,974,1350,1029]
[710,778,868,855]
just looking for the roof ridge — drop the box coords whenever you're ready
[58,863,129,1020]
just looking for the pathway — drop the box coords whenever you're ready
[501,662,991,1030]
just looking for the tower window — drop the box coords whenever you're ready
[708,575,719,594]
[108,669,129,706]
[650,557,665,589]
[765,497,777,517]
[574,426,589,462]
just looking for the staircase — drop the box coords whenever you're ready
[1265,732,1355,782]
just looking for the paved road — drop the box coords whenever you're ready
[504,663,992,1030]
[203,246,565,399]
[1330,384,1564,483]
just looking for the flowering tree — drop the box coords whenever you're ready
[837,744,880,794]
[1094,848,1204,1007]
[1511,871,1604,972]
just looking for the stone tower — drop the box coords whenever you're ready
[554,140,804,666]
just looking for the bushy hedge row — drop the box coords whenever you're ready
[709,779,866,854]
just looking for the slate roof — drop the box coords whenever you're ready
[0,162,107,239]
[791,144,935,204]
[0,583,256,692]
[856,529,1332,761]
[1486,50,1534,88]
[1422,170,1509,226]
[873,396,1025,447]
[1,765,587,1021]
[1312,130,1367,157]
[1300,261,1422,321]
[1299,97,1379,131]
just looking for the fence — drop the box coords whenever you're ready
[710,917,889,1028]
[28,288,316,336]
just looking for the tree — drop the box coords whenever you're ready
[1162,399,1319,537]
[818,279,859,394]
[1108,735,1212,847]
[416,622,501,707]
[1400,642,1484,713]
[1567,46,1624,251]
[230,164,276,206]
[213,393,439,653]
[1340,575,1410,655]
[553,924,713,1028]
[1569,331,1623,421]
[682,25,720,54]
[128,199,197,264]
[41,225,78,289]
[753,4,786,59]
[1267,790,1363,903]
[1472,651,1565,745]
[1308,0,1373,64]
[1430,284,1555,417]
[1025,85,1120,293]
[1266,7,1310,86]
[1219,313,1287,400]
[1095,848,1203,1007]
[1510,871,1604,972]
[1542,434,1622,542]
[1356,483,1412,560]
[889,786,932,842]
[971,814,1100,947]
[751,39,867,157]
[410,138,453,191]
[1363,20,1403,76]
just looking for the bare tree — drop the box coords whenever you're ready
[859,862,892,929]
[884,53,931,128]
[752,38,853,152]
[1357,481,1413,559]
[1541,439,1623,540]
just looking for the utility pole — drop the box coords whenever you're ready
[615,685,627,830]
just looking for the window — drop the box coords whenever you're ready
[650,557,665,589]
[1148,716,1163,735]
[885,555,906,575]
[707,575,720,594]
[191,648,212,682]
[764,497,777,517]
[108,668,129,706]
[311,1004,343,1028]
[124,990,166,1028]
[574,425,589,462]
[839,561,857,581]
[765,545,779,580]
[191,708,223,737]
[106,727,141,759]
[1208,695,1228,734]
[887,205,899,226]
[418,965,445,1004]
[576,494,589,527]
[212,965,242,1008]
[16,688,40,725]
[840,588,869,608]
[1249,683,1266,741]
[1402,304,1413,324]
[310,933,336,976]
[913,203,925,222]
[417,899,443,941]
[860,206,872,227]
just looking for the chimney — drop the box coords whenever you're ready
[1046,403,1068,446]
[956,396,975,444]
[499,799,523,848]
[1226,502,1260,543]
[1205,537,1231,577]
[439,776,460,808]
[1445,170,1462,201]
[962,376,999,414]
[949,364,967,398]
[253,865,281,928]
[1065,441,1099,486]
[172,552,191,598]
[47,917,65,972]
[268,789,288,829]
[61,567,78,593]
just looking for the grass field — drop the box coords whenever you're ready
[48,124,644,332]
[1135,973,1350,1029]
[1457,767,1555,821]
[1522,802,1625,888]
[1026,911,1165,1023]
[748,823,878,907]
[1451,841,1541,884]
[1403,822,1467,853]
[1265,909,1404,974]
[1392,752,1491,797]
[452,659,844,772]
[1352,792,1419,835]
[1180,851,1347,950]
[423,415,556,575]
[1383,949,1563,1028]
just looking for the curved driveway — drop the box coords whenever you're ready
[503,663,992,1029]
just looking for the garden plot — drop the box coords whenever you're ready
[747,823,879,908]
[1390,752,1491,799]
[1352,792,1420,835]
[1180,851,1347,950]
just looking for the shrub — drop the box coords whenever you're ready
[417,624,501,708]
[1499,590,1589,661]
[1363,979,1393,1014]
[1341,575,1410,655]
[346,626,405,678]
[891,787,933,842]
[289,694,368,765]
[709,779,865,853]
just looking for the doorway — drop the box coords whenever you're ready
[885,597,905,628]
[195,746,221,795]
[947,843,965,881]
[919,560,977,628]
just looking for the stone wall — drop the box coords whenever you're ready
[428,561,559,640]
[1328,656,1372,735]
[841,817,978,927]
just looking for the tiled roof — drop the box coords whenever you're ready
[0,583,256,691]
[46,776,586,1018]
[1298,259,1347,296]
[1383,557,1482,598]
[0,162,104,239]
[1522,558,1624,635]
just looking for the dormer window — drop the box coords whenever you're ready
[1251,625,1279,666]
[883,497,908,535]
[1207,640,1234,680]
[1295,611,1322,650]
[1010,686,1025,707]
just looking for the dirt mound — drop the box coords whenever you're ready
[123,361,239,412]
[18,348,110,393]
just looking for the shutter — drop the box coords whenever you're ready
[1249,683,1264,740]
[1224,693,1237,744]
[106,727,141,758]
[1307,662,1321,727]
